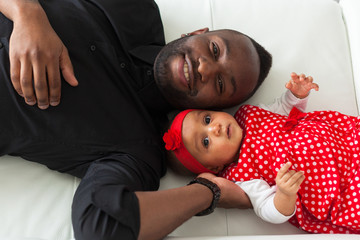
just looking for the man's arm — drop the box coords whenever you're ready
[136,184,213,240]
[0,0,77,109]
[136,174,252,240]
[72,158,228,240]
[72,157,251,240]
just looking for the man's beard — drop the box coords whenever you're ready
[154,37,199,109]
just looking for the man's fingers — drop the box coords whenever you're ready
[10,58,23,97]
[47,61,61,107]
[198,172,217,181]
[10,46,77,109]
[33,61,49,109]
[60,47,78,87]
[20,59,37,106]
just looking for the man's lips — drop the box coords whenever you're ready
[184,61,190,89]
[183,55,195,91]
[178,57,190,90]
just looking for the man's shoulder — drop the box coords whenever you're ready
[90,0,165,47]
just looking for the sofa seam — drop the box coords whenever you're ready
[209,0,214,30]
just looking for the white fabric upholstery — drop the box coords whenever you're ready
[0,156,79,240]
[340,0,360,108]
[1,0,359,239]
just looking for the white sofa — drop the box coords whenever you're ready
[1,0,360,239]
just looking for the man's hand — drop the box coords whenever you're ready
[286,72,319,99]
[9,2,78,109]
[198,173,252,209]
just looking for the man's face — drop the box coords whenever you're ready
[154,30,260,109]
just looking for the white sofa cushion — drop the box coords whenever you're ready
[0,156,79,240]
[341,0,360,107]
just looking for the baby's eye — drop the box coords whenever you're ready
[203,137,209,148]
[204,115,211,124]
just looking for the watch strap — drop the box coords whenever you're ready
[188,177,221,216]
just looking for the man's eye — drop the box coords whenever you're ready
[212,42,219,59]
[204,115,211,124]
[203,137,210,148]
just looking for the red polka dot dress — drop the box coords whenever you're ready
[220,105,360,234]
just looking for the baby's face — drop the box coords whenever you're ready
[182,110,243,173]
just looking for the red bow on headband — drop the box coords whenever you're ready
[163,129,181,151]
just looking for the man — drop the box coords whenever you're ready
[0,0,272,239]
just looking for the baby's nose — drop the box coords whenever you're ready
[209,123,221,136]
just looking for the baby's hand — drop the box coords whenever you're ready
[286,72,319,99]
[275,162,305,196]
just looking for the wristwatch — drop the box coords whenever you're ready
[188,177,221,216]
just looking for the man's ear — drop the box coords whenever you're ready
[181,27,209,37]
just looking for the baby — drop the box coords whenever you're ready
[163,73,360,234]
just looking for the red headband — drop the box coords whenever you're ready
[163,109,216,174]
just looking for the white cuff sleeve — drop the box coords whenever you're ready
[258,89,309,115]
[236,179,295,224]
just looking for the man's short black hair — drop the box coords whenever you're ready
[245,36,273,101]
[225,29,272,102]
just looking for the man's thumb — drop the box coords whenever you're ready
[60,47,78,87]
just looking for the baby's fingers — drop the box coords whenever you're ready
[298,73,306,83]
[306,76,313,83]
[290,72,305,84]
[289,171,305,188]
[297,173,305,185]
[276,162,292,180]
[291,72,299,81]
[310,82,319,91]
[285,80,293,90]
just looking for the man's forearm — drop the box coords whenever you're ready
[136,184,213,240]
[0,0,43,22]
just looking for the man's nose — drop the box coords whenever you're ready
[198,57,217,83]
[208,123,221,136]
